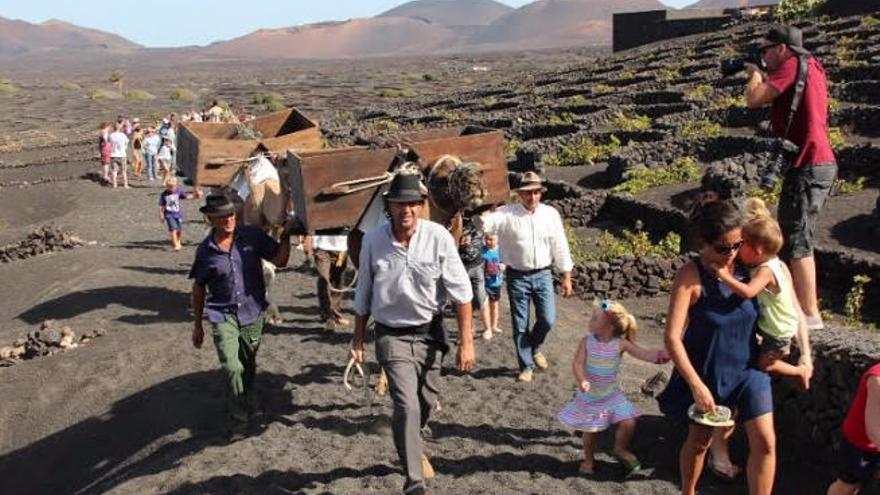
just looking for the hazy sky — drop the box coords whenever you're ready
[0,0,691,48]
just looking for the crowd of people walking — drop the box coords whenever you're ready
[105,23,880,495]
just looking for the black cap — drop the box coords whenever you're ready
[383,173,427,203]
[764,24,809,55]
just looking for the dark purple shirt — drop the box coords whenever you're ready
[189,226,279,325]
[159,188,189,220]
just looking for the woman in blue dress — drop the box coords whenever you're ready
[658,200,775,495]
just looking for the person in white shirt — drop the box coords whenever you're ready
[310,234,350,331]
[352,171,475,495]
[481,171,573,382]
[108,123,130,189]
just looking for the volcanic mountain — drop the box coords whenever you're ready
[685,0,779,8]
[377,0,514,26]
[469,0,667,50]
[0,17,140,56]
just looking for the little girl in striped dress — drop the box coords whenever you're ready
[559,299,669,475]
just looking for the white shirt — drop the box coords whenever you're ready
[157,144,172,161]
[109,131,129,158]
[144,134,161,155]
[354,220,473,327]
[481,202,573,273]
[313,235,348,252]
[230,156,279,200]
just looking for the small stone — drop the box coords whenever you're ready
[59,335,75,349]
[11,346,25,358]
[0,347,13,359]
[13,337,26,348]
[60,326,74,338]
[39,329,62,346]
[40,320,56,331]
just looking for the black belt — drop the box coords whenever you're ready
[375,317,436,336]
[507,266,550,275]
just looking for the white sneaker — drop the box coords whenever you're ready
[482,328,493,341]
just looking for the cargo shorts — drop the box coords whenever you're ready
[778,163,837,260]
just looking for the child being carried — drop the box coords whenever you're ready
[714,197,813,388]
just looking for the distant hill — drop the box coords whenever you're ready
[471,0,666,49]
[0,17,140,56]
[685,0,779,8]
[378,0,513,26]
[204,17,459,59]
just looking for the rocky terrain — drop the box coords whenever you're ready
[0,7,878,495]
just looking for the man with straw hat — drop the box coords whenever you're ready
[188,194,292,439]
[352,170,475,495]
[481,171,573,383]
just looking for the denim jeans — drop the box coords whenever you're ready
[506,268,556,371]
[144,152,157,180]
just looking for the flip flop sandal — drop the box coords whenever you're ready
[688,404,735,428]
[613,452,642,477]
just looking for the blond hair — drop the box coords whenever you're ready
[743,198,783,256]
[594,299,639,342]
[164,176,178,187]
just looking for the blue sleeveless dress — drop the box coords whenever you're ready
[658,261,773,422]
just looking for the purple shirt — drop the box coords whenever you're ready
[159,188,188,220]
[189,226,279,325]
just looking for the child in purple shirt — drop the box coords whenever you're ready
[159,176,194,251]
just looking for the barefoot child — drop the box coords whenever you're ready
[558,299,669,476]
[159,177,194,251]
[827,362,880,495]
[481,233,504,340]
[715,198,813,388]
[157,137,174,183]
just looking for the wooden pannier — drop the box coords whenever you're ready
[177,107,322,189]
[287,125,509,233]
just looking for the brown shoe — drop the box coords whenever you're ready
[516,369,534,382]
[533,352,549,371]
[422,454,435,480]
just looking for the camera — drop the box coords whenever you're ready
[760,138,800,189]
[720,45,766,77]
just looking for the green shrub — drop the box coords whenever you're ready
[828,97,840,113]
[775,0,826,21]
[658,67,680,82]
[0,80,17,94]
[711,95,747,109]
[680,120,724,139]
[62,81,81,91]
[567,94,588,105]
[611,111,651,131]
[592,84,613,95]
[617,69,637,79]
[545,135,621,167]
[125,89,155,100]
[482,96,498,106]
[252,93,285,112]
[547,112,576,125]
[422,73,437,82]
[686,84,713,102]
[377,87,417,98]
[844,274,871,326]
[367,119,400,133]
[505,139,521,158]
[862,15,880,27]
[566,221,681,264]
[747,179,783,206]
[613,157,700,195]
[87,88,122,100]
[828,127,847,149]
[833,176,866,195]
[170,87,197,101]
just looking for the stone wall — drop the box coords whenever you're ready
[773,326,880,467]
[570,255,691,300]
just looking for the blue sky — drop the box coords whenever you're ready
[0,0,690,48]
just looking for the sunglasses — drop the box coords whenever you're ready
[713,239,744,255]
[759,43,780,55]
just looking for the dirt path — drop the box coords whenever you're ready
[0,156,830,494]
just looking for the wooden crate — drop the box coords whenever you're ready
[287,125,509,233]
[287,146,399,233]
[177,107,322,189]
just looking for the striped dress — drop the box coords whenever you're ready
[558,334,638,432]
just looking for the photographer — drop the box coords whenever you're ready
[744,24,837,331]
